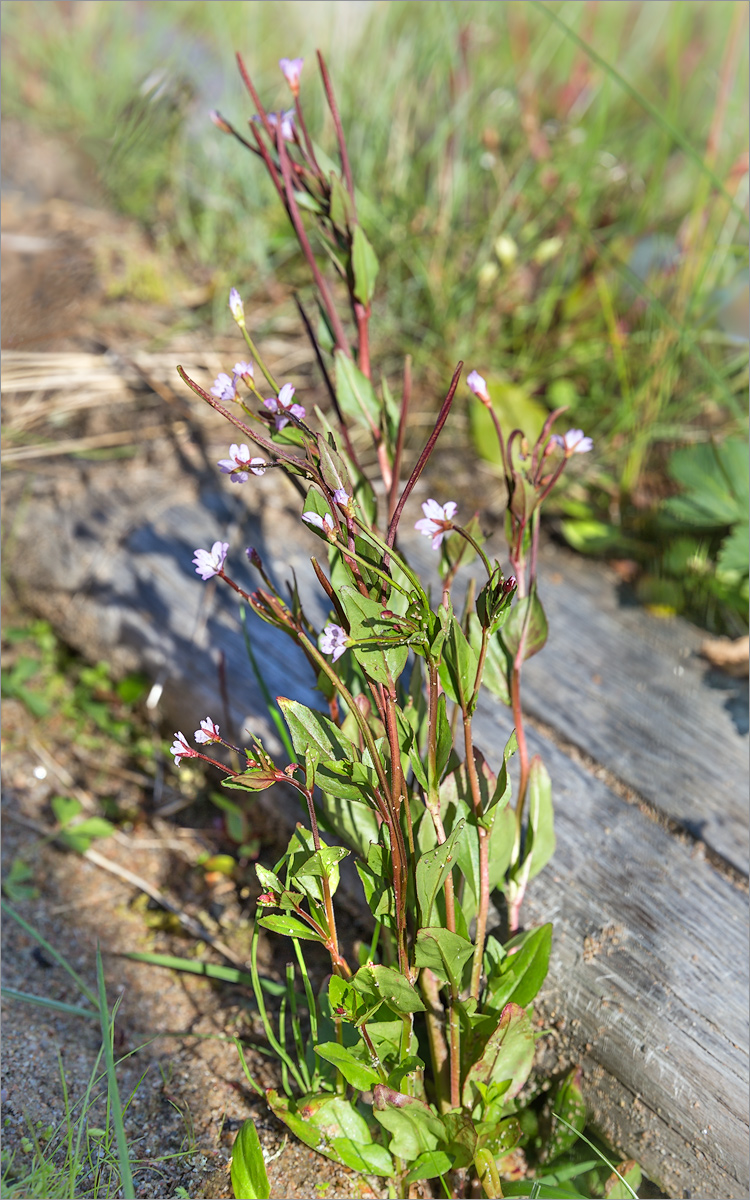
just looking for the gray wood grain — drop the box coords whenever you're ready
[7,466,749,1198]
[403,531,749,877]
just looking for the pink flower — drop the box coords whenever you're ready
[193,541,229,580]
[320,623,348,662]
[171,732,198,767]
[333,488,351,508]
[233,361,254,382]
[279,57,304,96]
[194,717,221,745]
[229,288,245,326]
[415,499,458,550]
[551,428,593,455]
[253,110,295,142]
[467,370,490,404]
[302,511,335,537]
[217,443,266,483]
[210,372,237,402]
[264,382,306,430]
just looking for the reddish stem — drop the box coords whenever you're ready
[388,356,412,523]
[317,50,356,209]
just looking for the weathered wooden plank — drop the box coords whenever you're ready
[403,531,749,877]
[6,468,749,1197]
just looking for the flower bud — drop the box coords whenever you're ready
[209,109,232,134]
[229,287,245,327]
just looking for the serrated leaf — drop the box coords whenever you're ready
[335,350,380,430]
[352,225,379,306]
[314,1041,381,1090]
[230,1118,270,1200]
[416,820,466,926]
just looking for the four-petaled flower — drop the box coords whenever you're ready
[194,717,221,745]
[264,382,306,430]
[302,511,335,537]
[415,499,458,550]
[233,361,254,382]
[171,732,198,767]
[551,428,593,455]
[467,370,491,404]
[229,287,245,325]
[193,541,229,580]
[217,443,266,484]
[210,372,237,402]
[279,57,304,96]
[253,110,295,142]
[320,623,348,662]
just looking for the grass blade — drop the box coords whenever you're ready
[120,949,288,996]
[1,985,97,1020]
[95,944,135,1198]
[1,899,97,1006]
[551,1114,640,1199]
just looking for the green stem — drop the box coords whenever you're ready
[475,1147,504,1198]
[240,326,278,394]
[452,524,494,580]
[250,921,308,1092]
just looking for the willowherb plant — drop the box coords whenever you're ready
[176,50,594,1200]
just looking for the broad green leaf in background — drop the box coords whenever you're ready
[404,1150,453,1182]
[502,593,548,662]
[524,757,556,882]
[541,1066,587,1163]
[484,923,552,1011]
[352,225,379,306]
[257,914,325,942]
[352,963,426,1017]
[439,618,479,704]
[339,585,408,685]
[416,819,466,926]
[373,1089,446,1160]
[335,350,380,430]
[314,1041,381,1090]
[231,1118,270,1200]
[414,927,474,992]
[469,380,549,466]
[461,1003,536,1106]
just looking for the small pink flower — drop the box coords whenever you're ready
[253,110,295,142]
[551,428,593,455]
[467,370,491,404]
[333,488,351,508]
[302,511,335,537]
[193,541,229,580]
[279,57,304,96]
[210,372,237,402]
[320,623,348,662]
[229,288,245,325]
[171,732,198,767]
[194,717,221,745]
[415,499,458,550]
[264,382,306,430]
[233,361,254,382]
[217,443,266,483]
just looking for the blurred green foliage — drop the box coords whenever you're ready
[2,0,747,629]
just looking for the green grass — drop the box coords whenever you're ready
[2,0,747,628]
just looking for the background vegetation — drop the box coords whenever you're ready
[3,0,748,630]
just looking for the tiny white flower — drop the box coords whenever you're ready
[192,541,229,580]
[229,288,245,326]
[194,717,221,745]
[302,511,335,537]
[217,444,266,483]
[171,732,196,766]
[467,370,490,404]
[415,499,458,550]
[551,428,593,455]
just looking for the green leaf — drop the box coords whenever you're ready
[414,928,474,992]
[317,436,353,499]
[255,864,283,894]
[330,1137,394,1176]
[434,692,454,780]
[666,438,749,528]
[51,795,82,827]
[329,171,353,232]
[502,593,548,662]
[2,858,39,901]
[718,522,750,575]
[317,790,381,858]
[468,613,511,705]
[416,820,466,926]
[461,1003,536,1106]
[485,924,552,1010]
[257,915,325,943]
[352,225,379,306]
[278,699,357,767]
[525,757,555,882]
[314,1041,381,1090]
[373,1088,445,1160]
[339,585,408,685]
[442,1110,478,1169]
[439,618,479,704]
[230,1118,270,1200]
[58,817,115,853]
[604,1159,642,1199]
[335,350,380,430]
[222,767,280,793]
[404,1150,453,1182]
[356,841,396,928]
[541,1067,587,1163]
[352,963,426,1017]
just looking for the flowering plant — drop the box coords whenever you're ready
[180,50,593,1200]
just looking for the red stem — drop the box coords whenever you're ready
[317,50,356,210]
